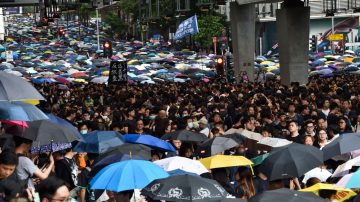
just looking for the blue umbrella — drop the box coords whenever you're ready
[124,134,176,152]
[74,130,125,154]
[90,160,169,192]
[46,113,83,140]
[345,168,360,188]
[0,101,48,121]
[168,169,198,176]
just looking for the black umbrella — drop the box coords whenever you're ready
[19,120,78,148]
[222,133,246,144]
[142,175,230,202]
[322,133,360,160]
[197,136,240,157]
[0,72,45,101]
[248,188,327,202]
[161,130,208,142]
[259,143,323,181]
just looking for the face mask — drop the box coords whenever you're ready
[188,122,194,129]
[80,130,88,134]
[149,115,156,120]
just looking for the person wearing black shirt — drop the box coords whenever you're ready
[55,148,78,193]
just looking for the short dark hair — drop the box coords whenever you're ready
[37,176,69,200]
[13,136,33,148]
[0,150,18,166]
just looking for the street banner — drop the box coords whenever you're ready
[174,15,199,41]
[109,61,127,84]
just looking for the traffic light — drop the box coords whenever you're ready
[58,28,65,37]
[309,35,317,53]
[103,41,113,57]
[215,56,224,76]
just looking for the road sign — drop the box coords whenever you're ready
[328,34,344,41]
[109,61,128,84]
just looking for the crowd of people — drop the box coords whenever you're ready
[0,71,360,201]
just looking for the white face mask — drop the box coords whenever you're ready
[188,122,194,129]
[80,130,88,134]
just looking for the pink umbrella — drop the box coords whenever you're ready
[336,173,353,188]
[55,76,71,84]
[0,120,29,128]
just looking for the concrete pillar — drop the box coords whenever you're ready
[230,2,255,82]
[276,4,310,86]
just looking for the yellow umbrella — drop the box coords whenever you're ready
[21,100,40,105]
[74,78,87,83]
[102,71,109,76]
[300,183,356,202]
[199,155,253,170]
[6,37,13,43]
[344,58,353,63]
[260,61,272,65]
[44,50,53,54]
[128,59,139,65]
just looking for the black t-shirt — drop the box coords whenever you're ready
[55,157,78,190]
[286,134,304,144]
[124,119,136,134]
[78,167,94,201]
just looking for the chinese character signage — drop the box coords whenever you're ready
[108,61,127,84]
[174,15,199,41]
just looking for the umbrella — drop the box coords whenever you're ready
[54,76,71,84]
[322,133,360,160]
[0,120,28,128]
[142,175,231,202]
[0,101,48,121]
[332,155,360,177]
[302,167,332,184]
[300,183,356,202]
[251,153,270,167]
[154,156,208,175]
[46,113,82,140]
[96,143,152,163]
[30,142,73,154]
[162,130,208,142]
[197,136,240,157]
[344,168,360,188]
[259,143,323,180]
[167,169,199,176]
[249,188,327,202]
[20,120,79,148]
[90,160,169,192]
[199,155,253,170]
[74,131,125,154]
[124,134,176,152]
[257,137,292,148]
[0,71,45,101]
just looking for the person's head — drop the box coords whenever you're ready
[342,100,351,110]
[172,140,182,150]
[37,176,70,202]
[198,117,208,129]
[78,123,89,135]
[0,150,18,179]
[305,121,315,134]
[318,129,328,141]
[317,117,327,130]
[127,108,135,118]
[322,99,330,109]
[108,190,134,202]
[212,113,222,123]
[179,143,193,158]
[13,136,33,154]
[305,177,321,188]
[241,116,255,131]
[288,103,296,113]
[288,121,299,134]
[338,116,348,131]
[329,102,339,113]
[135,119,144,131]
[303,135,314,146]
[318,189,337,200]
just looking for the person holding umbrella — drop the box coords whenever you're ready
[14,136,54,189]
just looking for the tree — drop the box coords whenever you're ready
[193,15,226,51]
[103,12,126,38]
[79,3,92,27]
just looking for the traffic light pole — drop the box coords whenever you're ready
[96,8,100,51]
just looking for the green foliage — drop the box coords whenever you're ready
[103,12,126,37]
[118,0,139,18]
[193,15,226,49]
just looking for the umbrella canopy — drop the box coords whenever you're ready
[197,136,240,157]
[0,71,45,101]
[162,130,208,142]
[199,155,253,170]
[322,133,360,160]
[90,160,169,192]
[154,156,208,175]
[300,183,357,202]
[142,175,231,202]
[249,188,327,202]
[257,137,292,148]
[124,134,176,152]
[344,168,360,188]
[259,143,323,181]
[46,113,82,140]
[20,120,79,148]
[302,167,332,184]
[74,131,125,154]
[0,101,48,121]
[332,155,360,177]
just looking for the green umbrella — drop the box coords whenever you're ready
[251,153,270,166]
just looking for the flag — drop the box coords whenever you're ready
[174,15,199,41]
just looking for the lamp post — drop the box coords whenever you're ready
[96,7,100,51]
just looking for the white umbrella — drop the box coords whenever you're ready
[141,80,155,84]
[154,156,208,175]
[241,130,264,141]
[332,156,360,177]
[257,137,292,147]
[302,167,332,184]
[91,76,108,84]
